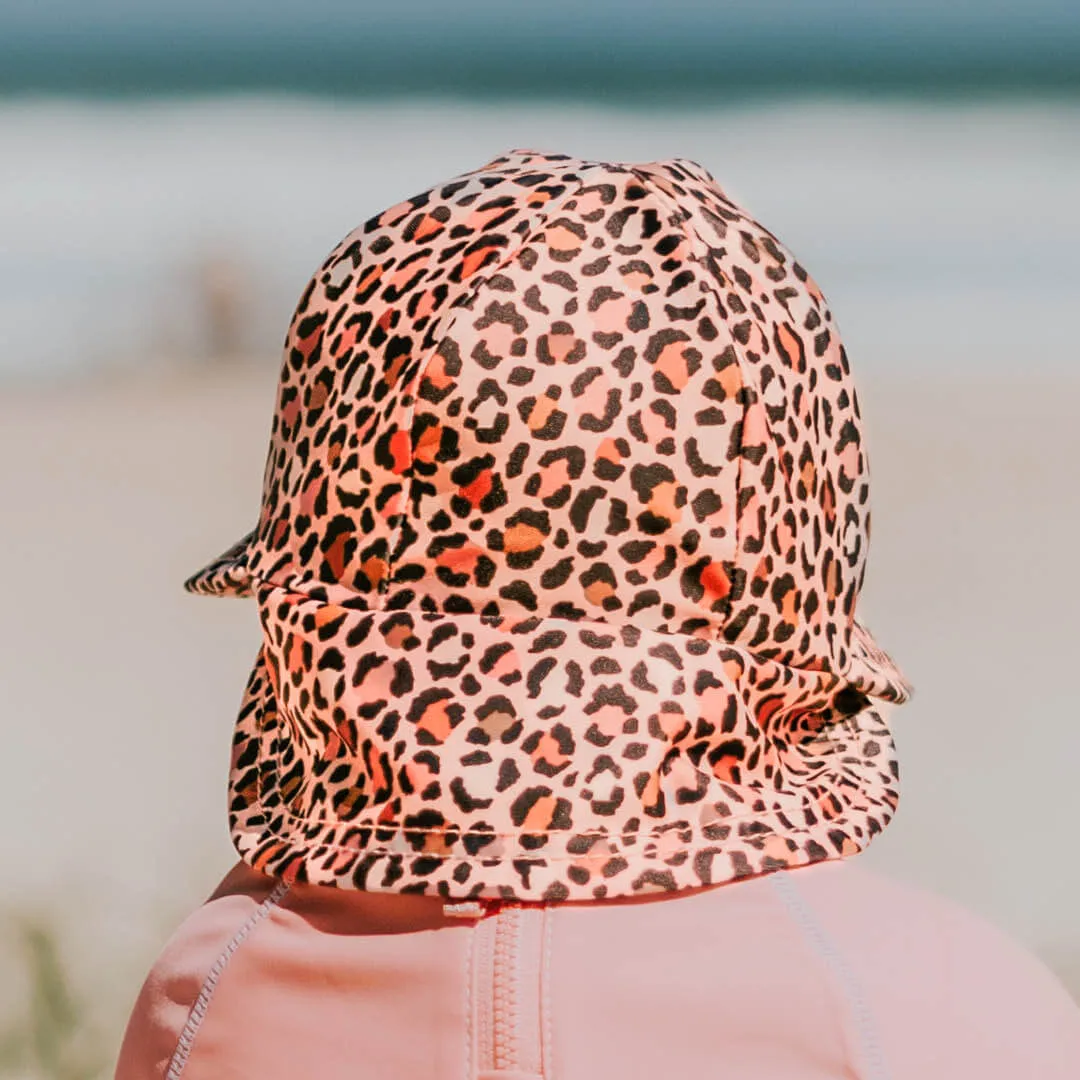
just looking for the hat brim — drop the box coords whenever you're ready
[848,619,912,704]
[183,528,257,598]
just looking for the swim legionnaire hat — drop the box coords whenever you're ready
[184,147,911,901]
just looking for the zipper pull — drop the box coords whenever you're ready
[444,899,500,918]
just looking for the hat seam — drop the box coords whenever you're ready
[629,160,801,505]
[629,161,893,684]
[232,777,895,864]
[183,152,605,599]
[247,578,911,704]
[378,154,631,602]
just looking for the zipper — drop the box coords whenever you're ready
[465,899,546,1079]
[491,904,522,1071]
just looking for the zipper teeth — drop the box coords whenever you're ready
[492,905,520,1070]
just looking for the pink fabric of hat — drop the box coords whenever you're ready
[182,147,912,902]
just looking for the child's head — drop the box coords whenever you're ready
[183,148,910,899]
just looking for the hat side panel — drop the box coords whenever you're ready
[635,161,878,681]
[238,159,598,600]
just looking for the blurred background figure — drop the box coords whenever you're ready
[192,251,252,363]
[1,3,1078,1077]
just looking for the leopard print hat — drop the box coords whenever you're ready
[184,147,912,902]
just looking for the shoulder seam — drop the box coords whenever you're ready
[164,878,292,1080]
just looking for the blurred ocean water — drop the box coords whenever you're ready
[1,95,1078,382]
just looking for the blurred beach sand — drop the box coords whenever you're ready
[2,361,1079,1030]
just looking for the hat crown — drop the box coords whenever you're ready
[239,148,876,679]
[183,148,911,900]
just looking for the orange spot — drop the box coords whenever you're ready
[521,795,556,832]
[423,354,454,391]
[388,429,411,474]
[299,472,322,517]
[503,523,545,553]
[284,632,305,677]
[383,623,414,650]
[534,457,571,499]
[404,758,437,790]
[488,648,521,680]
[437,544,483,574]
[378,200,415,227]
[776,322,804,369]
[621,268,652,291]
[360,557,388,587]
[712,753,742,783]
[465,204,510,231]
[389,254,429,290]
[296,324,321,362]
[544,224,582,252]
[700,561,732,603]
[717,361,743,399]
[654,706,688,740]
[826,558,842,601]
[417,700,454,744]
[423,831,453,855]
[324,531,350,580]
[414,422,442,465]
[654,340,692,390]
[379,488,403,524]
[596,437,622,464]
[414,289,437,320]
[313,604,349,629]
[532,732,569,768]
[820,477,836,524]
[763,836,793,861]
[334,321,361,356]
[527,395,559,431]
[574,189,608,216]
[384,350,409,389]
[756,696,786,727]
[584,580,615,606]
[459,469,493,508]
[365,742,389,789]
[280,395,301,433]
[413,214,445,241]
[647,480,681,525]
[781,589,798,623]
[639,771,661,812]
[356,263,383,294]
[460,246,496,280]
